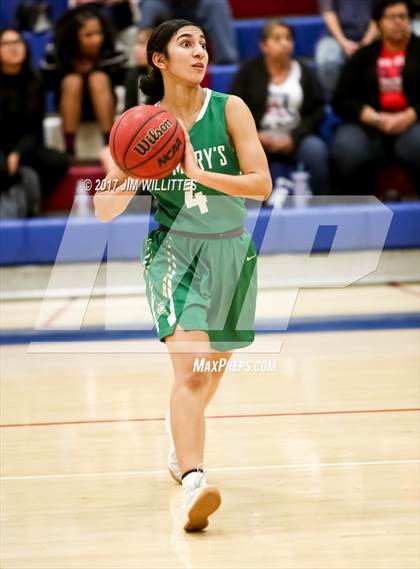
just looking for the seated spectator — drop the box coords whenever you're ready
[139,0,239,64]
[230,19,330,195]
[108,0,141,66]
[124,26,152,108]
[331,0,420,194]
[40,5,127,157]
[69,0,141,65]
[0,28,68,216]
[315,0,378,95]
[15,0,52,33]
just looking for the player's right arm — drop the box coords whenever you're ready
[93,165,138,222]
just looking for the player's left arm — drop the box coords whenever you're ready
[93,165,138,222]
[181,95,272,201]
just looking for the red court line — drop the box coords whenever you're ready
[1,407,419,429]
[388,282,420,298]
[40,296,77,328]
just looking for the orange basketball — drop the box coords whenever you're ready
[109,105,185,179]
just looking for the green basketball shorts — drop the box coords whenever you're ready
[141,227,257,352]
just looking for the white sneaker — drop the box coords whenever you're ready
[165,413,182,484]
[181,470,222,532]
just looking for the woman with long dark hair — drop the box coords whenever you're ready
[0,27,67,207]
[94,19,272,532]
[41,5,127,156]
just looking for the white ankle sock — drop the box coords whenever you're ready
[182,470,206,491]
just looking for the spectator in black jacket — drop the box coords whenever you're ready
[331,0,420,193]
[124,27,152,109]
[231,19,330,195]
[40,5,127,157]
[0,28,68,200]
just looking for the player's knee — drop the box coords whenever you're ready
[178,370,210,392]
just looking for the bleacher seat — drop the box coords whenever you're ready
[22,30,51,68]
[0,0,67,28]
[377,164,417,196]
[208,64,238,93]
[229,0,317,18]
[44,164,104,211]
[21,15,325,116]
[319,106,342,145]
[208,58,321,97]
[43,116,105,160]
[1,0,319,29]
[284,16,326,57]
[24,17,325,74]
[235,16,325,60]
[207,19,338,147]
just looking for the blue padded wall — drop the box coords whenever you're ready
[22,31,52,68]
[0,0,68,27]
[209,64,238,93]
[0,202,418,266]
[235,16,325,60]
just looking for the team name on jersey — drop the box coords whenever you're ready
[146,144,228,192]
[172,144,228,174]
[192,144,228,171]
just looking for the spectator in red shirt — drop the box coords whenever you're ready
[331,0,420,194]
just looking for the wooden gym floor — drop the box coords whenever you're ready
[0,251,419,568]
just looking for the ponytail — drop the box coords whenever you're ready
[140,67,164,104]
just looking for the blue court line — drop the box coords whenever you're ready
[1,312,418,345]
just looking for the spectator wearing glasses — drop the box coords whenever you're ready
[331,0,420,193]
[0,28,68,214]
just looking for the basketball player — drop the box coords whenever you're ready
[94,19,271,532]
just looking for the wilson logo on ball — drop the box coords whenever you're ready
[109,105,185,179]
[133,118,173,156]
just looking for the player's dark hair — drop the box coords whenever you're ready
[140,19,204,104]
[53,4,115,70]
[259,18,294,42]
[372,0,412,21]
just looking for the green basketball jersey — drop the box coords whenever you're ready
[143,89,247,233]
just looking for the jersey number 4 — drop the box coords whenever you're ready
[185,181,208,214]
